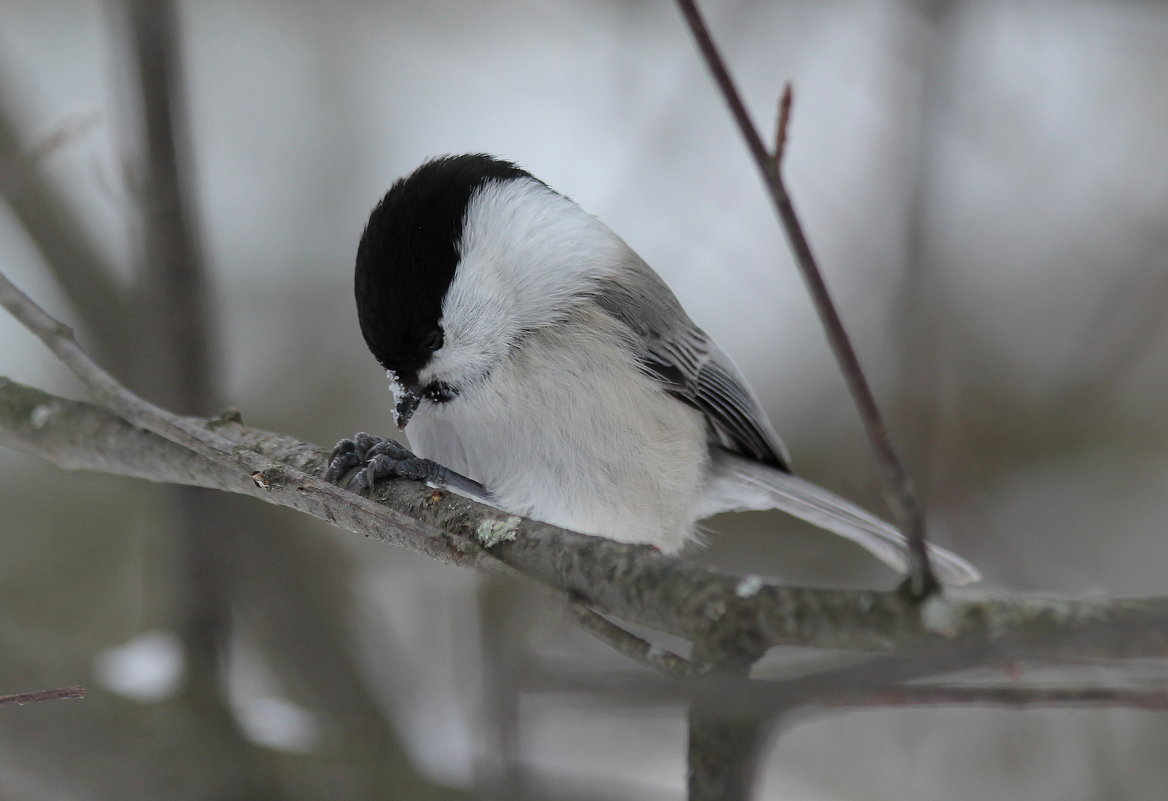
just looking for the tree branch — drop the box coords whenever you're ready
[0,686,87,708]
[674,0,937,596]
[0,252,685,678]
[818,683,1168,712]
[4,374,1168,668]
[771,83,793,167]
[564,597,692,678]
[123,0,216,412]
[475,548,693,677]
[0,103,130,370]
[528,664,1168,715]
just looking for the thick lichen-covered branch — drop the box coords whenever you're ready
[4,377,1168,669]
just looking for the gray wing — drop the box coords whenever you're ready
[593,255,791,472]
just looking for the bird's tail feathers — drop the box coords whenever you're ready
[701,455,981,586]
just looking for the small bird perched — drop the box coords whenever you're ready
[329,154,979,585]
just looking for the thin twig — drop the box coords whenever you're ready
[674,0,937,596]
[525,665,1168,714]
[477,552,692,677]
[772,83,793,166]
[0,266,241,467]
[0,102,129,370]
[819,683,1168,712]
[0,113,100,193]
[564,597,692,677]
[0,686,87,707]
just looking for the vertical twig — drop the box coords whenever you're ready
[124,0,216,413]
[891,0,961,498]
[674,0,938,597]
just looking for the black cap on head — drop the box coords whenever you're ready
[354,154,530,380]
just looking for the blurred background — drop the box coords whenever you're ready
[2,0,1167,798]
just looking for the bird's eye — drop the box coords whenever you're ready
[420,328,444,352]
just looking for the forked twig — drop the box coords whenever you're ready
[675,0,937,596]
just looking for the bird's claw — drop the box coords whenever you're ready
[325,432,444,494]
[325,431,380,483]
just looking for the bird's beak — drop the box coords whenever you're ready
[388,373,423,429]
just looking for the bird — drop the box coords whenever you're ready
[327,154,979,585]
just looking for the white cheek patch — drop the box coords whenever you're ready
[420,179,628,395]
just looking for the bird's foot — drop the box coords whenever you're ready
[325,432,489,500]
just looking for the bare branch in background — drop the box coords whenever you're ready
[118,3,280,792]
[816,683,1168,712]
[771,83,793,167]
[0,113,99,192]
[122,0,228,705]
[474,581,528,800]
[0,686,87,708]
[890,0,962,493]
[526,664,1168,717]
[1058,231,1168,398]
[122,0,216,412]
[674,0,938,597]
[0,102,130,372]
